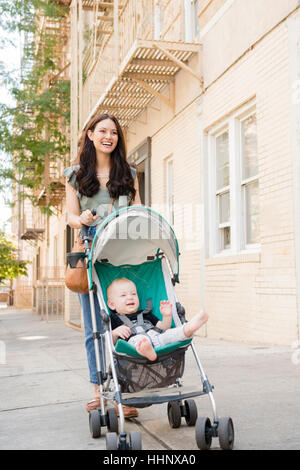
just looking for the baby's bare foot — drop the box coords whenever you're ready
[184,310,209,337]
[136,337,157,361]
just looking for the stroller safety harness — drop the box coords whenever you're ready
[115,299,163,341]
[66,206,234,451]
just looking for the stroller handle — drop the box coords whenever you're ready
[81,208,97,238]
[81,209,97,251]
[66,209,97,268]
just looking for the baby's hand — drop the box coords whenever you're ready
[113,325,131,340]
[160,300,172,317]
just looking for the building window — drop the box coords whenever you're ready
[66,225,75,254]
[165,157,174,225]
[184,0,199,42]
[154,0,163,40]
[192,0,199,39]
[54,235,58,267]
[215,130,230,250]
[36,247,41,281]
[207,103,259,256]
[241,113,260,246]
[128,137,151,206]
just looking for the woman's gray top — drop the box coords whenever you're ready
[64,164,136,226]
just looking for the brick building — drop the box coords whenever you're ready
[13,0,300,345]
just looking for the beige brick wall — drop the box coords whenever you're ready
[161,0,183,41]
[126,6,299,346]
[203,20,298,345]
[151,100,204,321]
[202,0,299,87]
[198,0,228,31]
[14,282,33,309]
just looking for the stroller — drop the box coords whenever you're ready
[67,206,234,450]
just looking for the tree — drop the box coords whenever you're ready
[0,232,28,284]
[0,0,70,215]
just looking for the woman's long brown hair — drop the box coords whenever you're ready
[74,114,136,201]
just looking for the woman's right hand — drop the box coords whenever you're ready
[79,210,98,226]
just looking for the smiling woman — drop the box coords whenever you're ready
[65,114,141,229]
[64,113,141,417]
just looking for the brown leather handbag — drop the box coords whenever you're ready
[65,202,114,294]
[65,234,90,294]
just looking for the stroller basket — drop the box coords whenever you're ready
[115,346,187,393]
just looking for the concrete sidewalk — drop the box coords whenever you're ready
[0,307,300,450]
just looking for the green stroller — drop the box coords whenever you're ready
[67,206,234,450]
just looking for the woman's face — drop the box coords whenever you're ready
[88,118,119,155]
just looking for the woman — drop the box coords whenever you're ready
[64,113,141,417]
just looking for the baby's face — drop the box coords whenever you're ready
[108,281,139,315]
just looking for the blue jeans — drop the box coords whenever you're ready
[78,225,105,385]
[78,292,106,385]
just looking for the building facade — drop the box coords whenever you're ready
[13,0,300,345]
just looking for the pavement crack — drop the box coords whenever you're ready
[0,368,73,379]
[131,418,173,450]
[0,399,86,413]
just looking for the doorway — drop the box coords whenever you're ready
[128,137,151,206]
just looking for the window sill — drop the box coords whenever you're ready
[205,250,261,266]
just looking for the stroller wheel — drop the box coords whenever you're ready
[106,432,118,450]
[195,417,212,450]
[184,399,198,426]
[218,417,234,450]
[129,431,142,450]
[167,401,181,429]
[106,407,119,434]
[89,410,101,438]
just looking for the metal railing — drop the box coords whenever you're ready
[81,0,156,125]
[35,266,65,321]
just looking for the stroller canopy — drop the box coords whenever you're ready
[90,206,179,278]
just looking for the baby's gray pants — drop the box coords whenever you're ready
[128,325,188,349]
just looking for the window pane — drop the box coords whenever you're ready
[242,114,258,179]
[219,226,231,250]
[216,131,229,189]
[219,191,230,224]
[245,181,260,244]
[193,0,199,37]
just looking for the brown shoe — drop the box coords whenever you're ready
[86,396,108,412]
[114,403,139,418]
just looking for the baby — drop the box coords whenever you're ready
[107,278,208,361]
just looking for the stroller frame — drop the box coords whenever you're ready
[69,206,233,450]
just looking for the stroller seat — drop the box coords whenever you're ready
[95,257,192,392]
[95,257,192,356]
[114,336,191,358]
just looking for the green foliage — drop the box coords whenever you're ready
[0,0,70,214]
[0,231,29,283]
[0,1,67,36]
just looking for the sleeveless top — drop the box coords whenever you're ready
[63,164,136,227]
